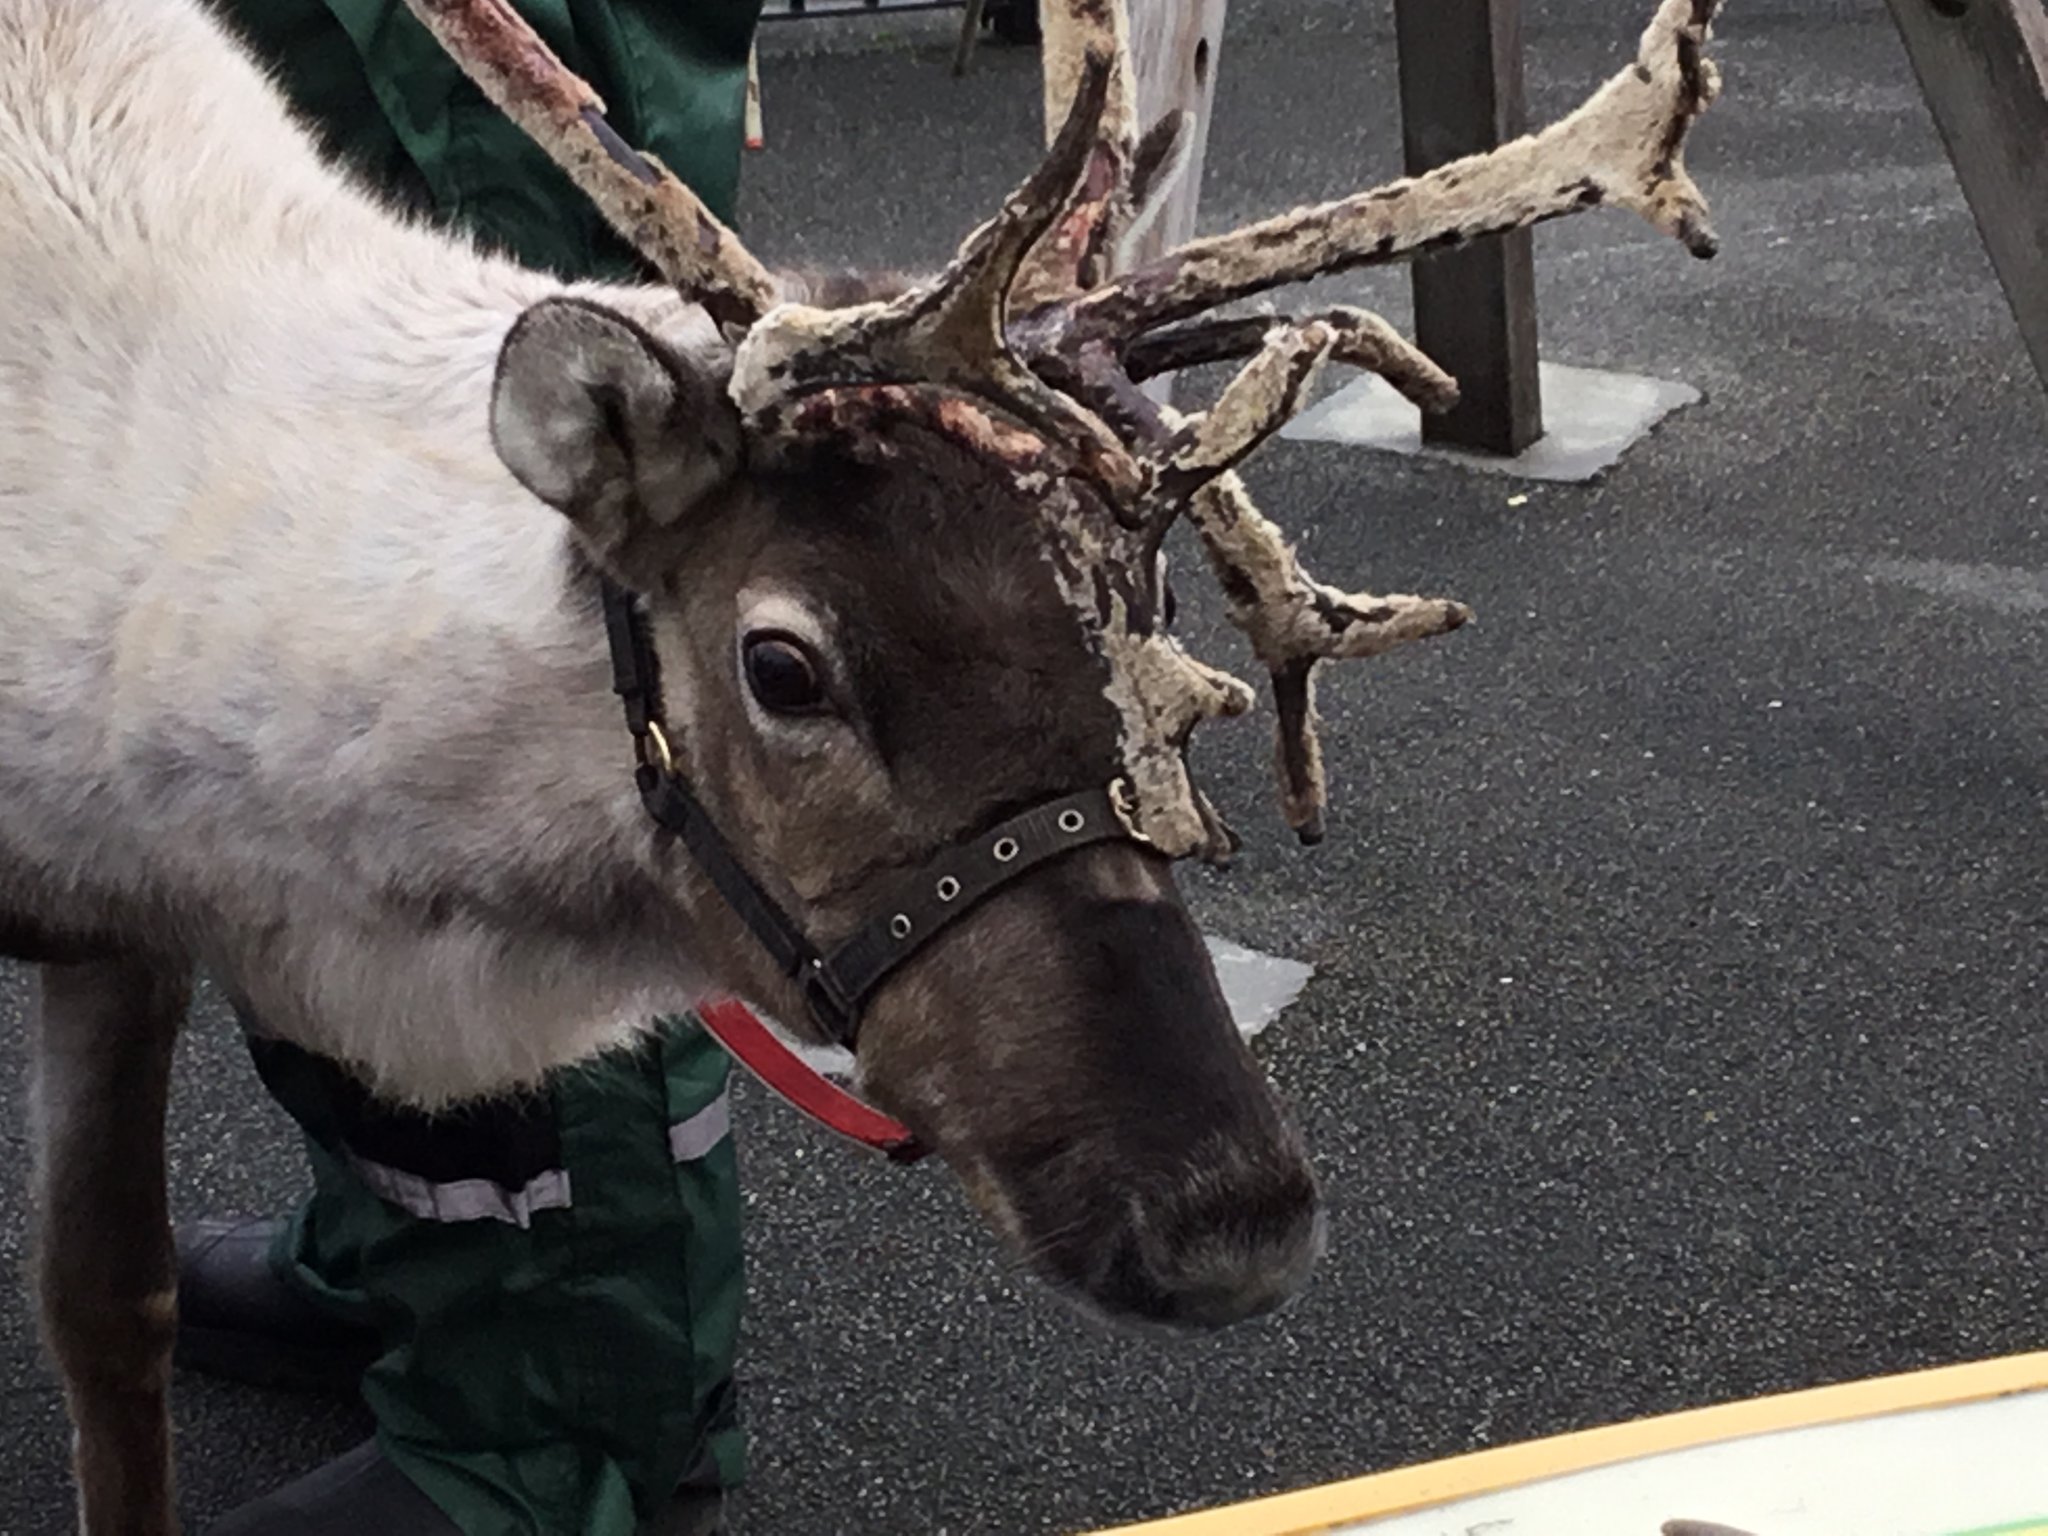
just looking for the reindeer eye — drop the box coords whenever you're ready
[743,633,828,715]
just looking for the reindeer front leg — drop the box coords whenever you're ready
[31,955,190,1536]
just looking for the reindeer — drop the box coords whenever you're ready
[0,0,1726,1528]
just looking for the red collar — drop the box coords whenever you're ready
[695,998,928,1163]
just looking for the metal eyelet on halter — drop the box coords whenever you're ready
[890,914,913,940]
[1057,809,1085,834]
[935,876,961,902]
[993,837,1020,863]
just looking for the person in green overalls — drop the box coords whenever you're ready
[176,6,765,1533]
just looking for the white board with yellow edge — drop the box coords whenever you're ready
[1086,1353,2048,1536]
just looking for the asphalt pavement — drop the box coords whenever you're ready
[4,5,2046,1534]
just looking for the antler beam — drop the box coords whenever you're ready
[398,0,779,328]
[1056,0,1721,340]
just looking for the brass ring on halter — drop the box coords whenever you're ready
[645,720,676,775]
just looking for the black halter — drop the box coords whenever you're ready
[600,580,1147,1050]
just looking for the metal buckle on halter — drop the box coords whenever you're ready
[800,957,860,1047]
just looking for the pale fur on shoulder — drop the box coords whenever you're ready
[0,0,729,1104]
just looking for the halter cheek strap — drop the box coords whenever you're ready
[599,579,1148,1160]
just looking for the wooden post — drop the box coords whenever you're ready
[1124,0,1226,404]
[1393,0,1544,456]
[1125,0,1227,263]
[1885,0,2048,392]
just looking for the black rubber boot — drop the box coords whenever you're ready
[205,1439,727,1536]
[205,1439,460,1536]
[645,1484,729,1536]
[174,1217,379,1396]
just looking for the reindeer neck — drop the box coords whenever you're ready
[126,250,723,1101]
[0,0,741,1102]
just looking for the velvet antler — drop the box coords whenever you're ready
[399,0,779,329]
[992,0,1723,845]
[416,0,1727,855]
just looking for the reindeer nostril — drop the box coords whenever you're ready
[1012,1140,1323,1331]
[1073,1159,1324,1331]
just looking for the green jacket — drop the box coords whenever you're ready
[217,0,762,275]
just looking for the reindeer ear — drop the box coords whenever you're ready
[491,297,743,582]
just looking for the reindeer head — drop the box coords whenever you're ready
[412,0,1724,1327]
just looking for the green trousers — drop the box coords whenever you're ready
[251,1027,746,1535]
[212,2,766,1529]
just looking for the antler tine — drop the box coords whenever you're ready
[1014,0,1143,308]
[1185,475,1473,843]
[1039,0,1140,151]
[1147,311,1459,514]
[1056,0,1723,342]
[400,0,777,329]
[729,53,1147,498]
[1148,323,1337,512]
[1125,308,1457,406]
[1024,298,1472,848]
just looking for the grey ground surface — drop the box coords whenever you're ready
[5,4,2047,1534]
